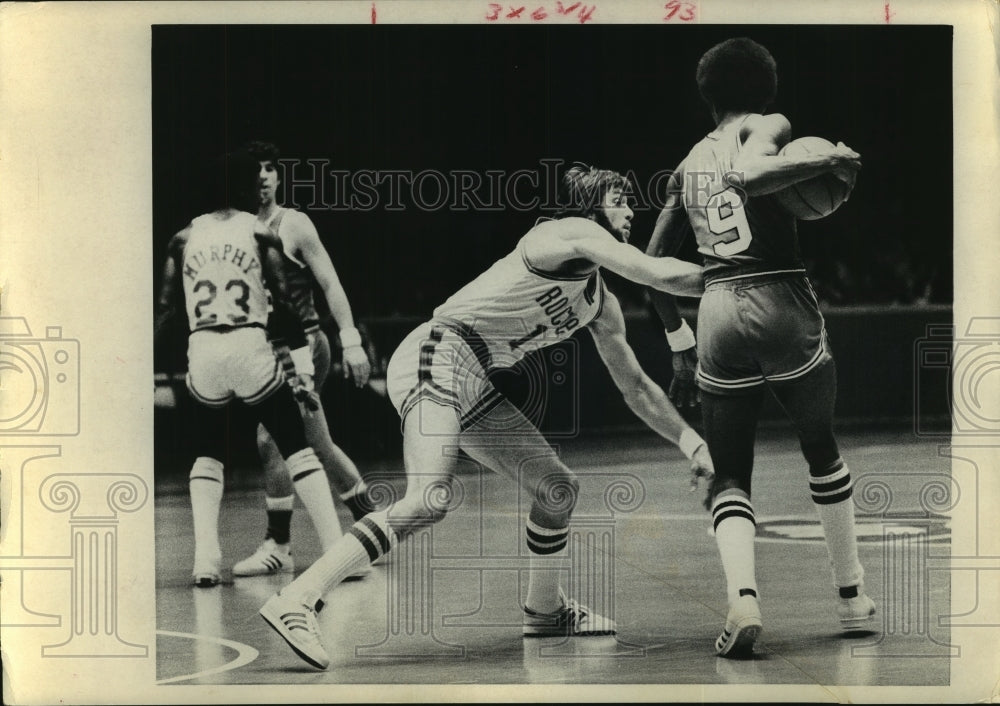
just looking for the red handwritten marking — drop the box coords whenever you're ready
[884,2,893,22]
[486,2,595,23]
[663,1,696,21]
[371,2,376,23]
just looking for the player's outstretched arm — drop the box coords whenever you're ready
[730,113,862,196]
[587,290,713,487]
[289,211,372,387]
[153,228,188,345]
[554,218,704,296]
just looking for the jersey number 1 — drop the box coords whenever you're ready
[707,189,753,256]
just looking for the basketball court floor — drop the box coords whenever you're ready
[155,426,953,689]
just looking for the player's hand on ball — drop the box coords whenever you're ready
[669,347,700,408]
[291,373,321,412]
[342,346,372,388]
[831,142,862,189]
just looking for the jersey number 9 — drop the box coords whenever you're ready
[707,189,753,256]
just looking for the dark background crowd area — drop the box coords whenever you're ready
[153,23,952,326]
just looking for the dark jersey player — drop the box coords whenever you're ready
[646,37,875,657]
[231,141,374,580]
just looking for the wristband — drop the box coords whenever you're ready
[339,326,363,349]
[678,428,705,460]
[289,346,315,378]
[665,319,696,351]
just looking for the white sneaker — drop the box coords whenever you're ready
[233,539,294,577]
[259,592,330,670]
[715,594,763,658]
[523,590,617,637]
[838,590,877,631]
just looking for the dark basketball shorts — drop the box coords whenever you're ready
[696,272,832,396]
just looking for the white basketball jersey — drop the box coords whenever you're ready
[431,237,604,369]
[182,211,269,332]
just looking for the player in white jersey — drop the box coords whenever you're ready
[259,164,714,670]
[155,149,327,587]
[231,141,375,579]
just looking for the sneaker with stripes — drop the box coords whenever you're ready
[523,589,617,637]
[233,539,294,576]
[715,592,763,658]
[259,592,330,670]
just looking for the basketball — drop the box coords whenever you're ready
[773,136,852,220]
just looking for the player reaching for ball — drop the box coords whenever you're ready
[645,37,875,657]
[230,141,375,580]
[259,164,714,670]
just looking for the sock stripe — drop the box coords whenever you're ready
[291,468,320,483]
[813,488,854,505]
[810,473,852,493]
[711,498,753,515]
[349,525,381,562]
[528,541,568,556]
[189,475,222,483]
[360,517,393,554]
[525,521,568,537]
[713,508,756,530]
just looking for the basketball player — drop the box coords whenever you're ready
[645,37,875,657]
[259,164,715,670]
[231,141,375,578]
[154,149,328,587]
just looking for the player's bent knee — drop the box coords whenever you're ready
[534,470,579,516]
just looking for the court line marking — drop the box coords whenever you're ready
[155,629,259,685]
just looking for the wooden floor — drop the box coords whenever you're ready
[154,427,953,689]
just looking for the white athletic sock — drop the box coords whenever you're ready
[711,490,758,604]
[287,511,396,609]
[525,519,569,614]
[810,460,864,589]
[189,457,224,564]
[287,448,343,551]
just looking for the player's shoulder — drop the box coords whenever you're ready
[741,112,792,142]
[167,223,192,252]
[531,216,611,243]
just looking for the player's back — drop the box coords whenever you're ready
[682,117,803,284]
[181,210,270,332]
[431,230,603,369]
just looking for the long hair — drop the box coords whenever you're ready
[553,163,628,220]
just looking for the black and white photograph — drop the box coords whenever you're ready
[2,1,999,703]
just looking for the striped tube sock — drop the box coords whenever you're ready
[340,480,375,521]
[288,448,343,551]
[525,520,569,614]
[289,511,396,610]
[189,457,224,565]
[810,460,863,589]
[711,490,758,604]
[264,494,295,545]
